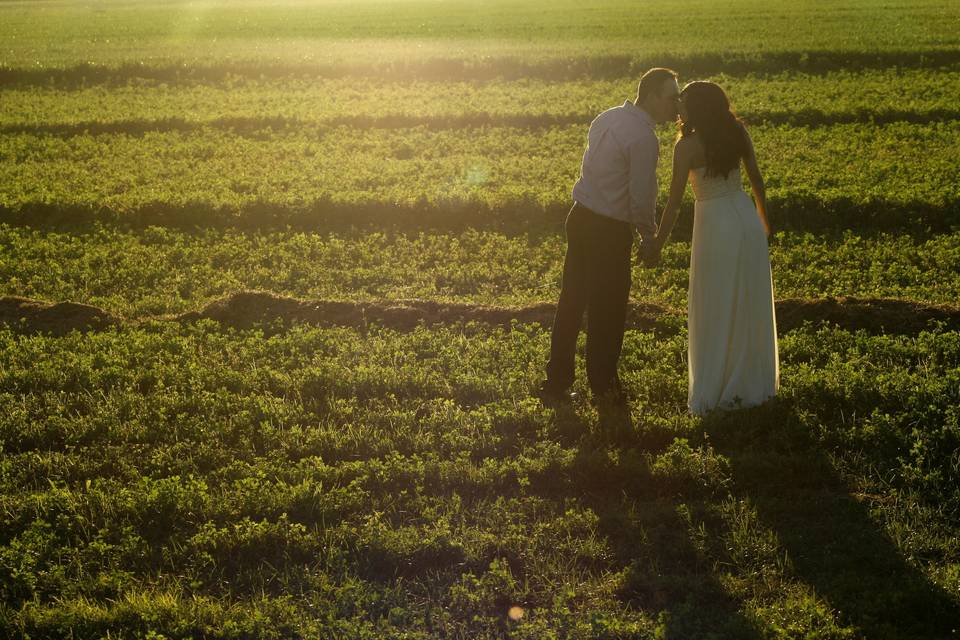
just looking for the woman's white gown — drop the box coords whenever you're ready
[687,166,779,415]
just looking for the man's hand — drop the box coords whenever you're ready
[638,237,661,268]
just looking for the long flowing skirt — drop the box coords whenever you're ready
[688,190,779,415]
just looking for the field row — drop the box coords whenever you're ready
[2,225,958,317]
[5,50,960,87]
[3,70,958,128]
[1,0,956,74]
[2,122,957,231]
[1,321,958,637]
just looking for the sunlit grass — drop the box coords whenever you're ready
[2,123,957,220]
[2,70,958,126]
[2,225,960,317]
[2,0,958,68]
[2,0,959,637]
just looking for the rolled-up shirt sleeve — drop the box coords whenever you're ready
[628,135,659,238]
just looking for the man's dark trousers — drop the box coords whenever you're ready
[546,202,634,396]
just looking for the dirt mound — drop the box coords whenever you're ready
[180,290,675,333]
[185,292,959,336]
[776,296,960,334]
[0,296,119,335]
[3,292,956,337]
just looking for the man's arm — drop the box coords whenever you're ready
[628,134,659,242]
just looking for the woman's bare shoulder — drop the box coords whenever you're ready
[674,133,702,155]
[674,133,705,168]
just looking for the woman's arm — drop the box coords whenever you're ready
[654,138,691,253]
[741,124,770,236]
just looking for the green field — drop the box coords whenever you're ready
[2,0,960,638]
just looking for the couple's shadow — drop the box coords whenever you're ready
[546,398,960,639]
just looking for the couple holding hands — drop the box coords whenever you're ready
[538,67,779,416]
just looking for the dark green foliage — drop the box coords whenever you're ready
[0,323,958,637]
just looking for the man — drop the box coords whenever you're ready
[538,68,681,405]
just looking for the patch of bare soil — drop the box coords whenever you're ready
[775,296,960,334]
[0,296,118,335]
[179,290,673,333]
[185,291,957,336]
[3,292,957,337]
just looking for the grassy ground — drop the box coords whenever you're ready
[1,321,958,638]
[1,0,959,637]
[2,225,960,316]
[2,71,958,125]
[3,123,958,232]
[3,0,957,71]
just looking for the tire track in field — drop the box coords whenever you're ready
[3,291,959,337]
[3,50,960,87]
[3,108,956,139]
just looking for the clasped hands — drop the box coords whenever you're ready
[638,235,663,268]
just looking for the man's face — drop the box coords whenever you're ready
[658,78,682,124]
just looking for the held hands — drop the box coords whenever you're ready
[638,236,662,268]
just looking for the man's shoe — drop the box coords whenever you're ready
[535,382,577,405]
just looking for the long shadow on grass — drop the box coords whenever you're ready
[542,392,960,637]
[544,404,768,638]
[704,401,960,639]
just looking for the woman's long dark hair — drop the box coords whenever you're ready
[680,81,747,178]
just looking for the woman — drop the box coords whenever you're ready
[652,81,779,415]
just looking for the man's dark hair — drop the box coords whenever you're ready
[636,67,678,103]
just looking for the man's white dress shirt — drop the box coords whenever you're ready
[572,100,659,239]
